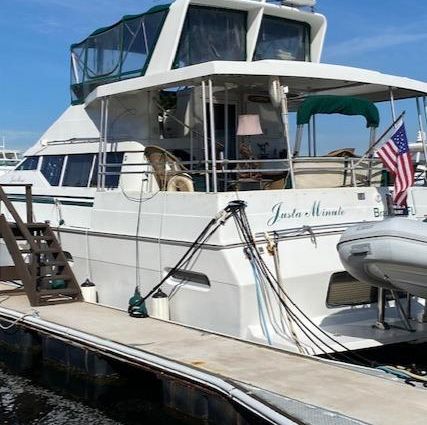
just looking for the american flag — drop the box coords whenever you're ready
[377,122,414,206]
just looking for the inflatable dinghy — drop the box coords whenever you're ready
[337,217,427,298]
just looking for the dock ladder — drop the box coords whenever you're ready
[0,184,82,306]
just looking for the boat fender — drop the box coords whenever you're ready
[81,278,97,303]
[269,77,282,109]
[128,287,149,318]
[151,289,170,320]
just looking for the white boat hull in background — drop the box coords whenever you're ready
[338,217,427,298]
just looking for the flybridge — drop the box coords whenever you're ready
[70,5,170,104]
[69,0,322,105]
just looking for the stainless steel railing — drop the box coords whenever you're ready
[97,154,401,192]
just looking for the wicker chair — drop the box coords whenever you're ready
[144,145,194,192]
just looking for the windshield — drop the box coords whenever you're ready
[174,6,247,68]
[254,15,310,61]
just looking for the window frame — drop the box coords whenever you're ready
[87,154,97,188]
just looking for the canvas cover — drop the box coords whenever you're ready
[297,95,380,128]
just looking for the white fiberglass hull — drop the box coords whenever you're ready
[2,187,427,354]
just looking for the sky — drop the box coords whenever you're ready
[0,0,426,153]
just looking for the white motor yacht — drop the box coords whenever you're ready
[0,139,22,175]
[2,0,427,356]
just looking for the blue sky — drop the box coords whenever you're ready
[0,0,426,152]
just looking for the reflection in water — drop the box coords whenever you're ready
[0,331,201,425]
[0,368,119,425]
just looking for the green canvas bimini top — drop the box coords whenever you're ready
[297,95,380,128]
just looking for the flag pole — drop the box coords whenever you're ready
[353,111,405,169]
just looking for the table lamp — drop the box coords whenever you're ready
[237,114,263,159]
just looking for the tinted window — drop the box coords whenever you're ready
[174,6,246,68]
[40,155,65,186]
[254,16,310,61]
[63,154,94,187]
[90,152,124,188]
[16,156,39,170]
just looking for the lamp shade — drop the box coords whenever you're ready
[237,114,263,136]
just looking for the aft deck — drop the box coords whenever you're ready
[0,290,426,425]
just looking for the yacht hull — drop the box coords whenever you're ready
[1,187,427,353]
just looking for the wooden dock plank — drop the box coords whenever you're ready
[0,293,426,425]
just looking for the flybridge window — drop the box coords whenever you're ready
[70,6,169,104]
[86,27,122,79]
[174,6,246,68]
[254,16,310,61]
[16,156,39,171]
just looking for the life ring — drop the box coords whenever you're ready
[167,174,194,192]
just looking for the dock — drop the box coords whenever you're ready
[0,291,426,425]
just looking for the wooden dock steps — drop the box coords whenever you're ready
[0,184,82,306]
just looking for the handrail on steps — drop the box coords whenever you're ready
[0,184,35,250]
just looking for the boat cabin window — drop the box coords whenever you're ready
[41,155,65,186]
[70,6,169,104]
[63,154,94,187]
[174,6,246,68]
[254,16,310,61]
[90,152,124,188]
[16,153,124,188]
[16,156,39,171]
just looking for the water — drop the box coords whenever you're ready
[0,363,209,425]
[0,351,204,425]
[0,326,207,425]
[0,368,120,425]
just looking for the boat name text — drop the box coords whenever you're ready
[268,201,345,226]
[373,206,416,218]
